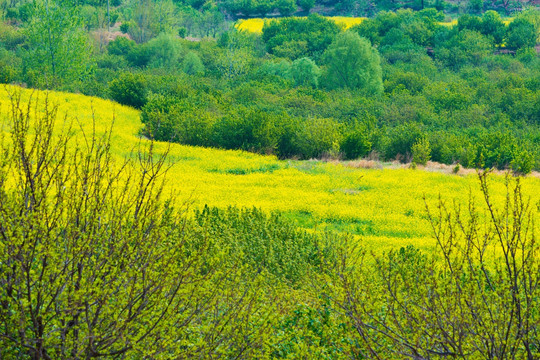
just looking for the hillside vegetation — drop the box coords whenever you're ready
[236,15,513,33]
[1,86,539,359]
[2,85,539,253]
[2,4,539,172]
[1,0,540,358]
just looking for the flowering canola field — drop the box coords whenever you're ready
[236,16,366,33]
[236,16,513,33]
[1,86,538,252]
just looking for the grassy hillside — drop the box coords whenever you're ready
[2,85,538,252]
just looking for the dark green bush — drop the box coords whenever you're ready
[108,72,148,108]
[262,14,340,60]
[384,123,425,162]
[107,36,136,56]
[212,108,281,154]
[506,17,537,50]
[340,129,372,160]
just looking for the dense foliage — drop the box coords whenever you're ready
[323,173,540,359]
[1,91,538,359]
[0,93,340,358]
[1,1,540,358]
[1,2,539,171]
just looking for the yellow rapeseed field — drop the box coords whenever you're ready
[1,85,538,252]
[236,16,366,33]
[236,16,513,33]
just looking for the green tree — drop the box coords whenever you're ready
[293,117,342,159]
[411,136,431,165]
[109,72,148,108]
[481,10,505,45]
[24,0,92,87]
[217,30,255,80]
[276,0,296,16]
[262,14,340,60]
[351,18,381,46]
[298,0,314,12]
[506,17,537,50]
[322,32,383,94]
[340,130,372,159]
[290,57,321,88]
[146,32,183,69]
[0,93,282,359]
[107,36,136,56]
[182,51,205,75]
[435,29,492,69]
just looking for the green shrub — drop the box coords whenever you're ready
[119,21,132,34]
[262,14,340,60]
[435,29,493,69]
[506,17,537,50]
[322,32,383,94]
[146,33,184,69]
[126,44,153,68]
[341,129,372,160]
[0,48,21,83]
[293,117,342,159]
[511,149,534,175]
[276,0,296,16]
[97,54,128,70]
[182,51,205,75]
[108,72,148,108]
[178,26,187,38]
[290,57,321,88]
[194,206,338,285]
[212,108,281,154]
[0,22,25,51]
[411,137,431,165]
[107,36,136,56]
[384,123,424,162]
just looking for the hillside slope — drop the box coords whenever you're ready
[2,85,538,252]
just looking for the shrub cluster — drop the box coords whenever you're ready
[0,94,339,358]
[1,6,538,172]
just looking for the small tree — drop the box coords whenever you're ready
[322,32,383,94]
[411,136,430,165]
[146,32,184,69]
[506,17,537,50]
[327,172,540,359]
[289,57,321,88]
[481,10,505,46]
[24,0,92,88]
[108,72,148,108]
[276,0,297,16]
[182,51,205,75]
[298,0,315,12]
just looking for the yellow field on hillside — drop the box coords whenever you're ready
[1,86,538,252]
[236,16,366,33]
[236,16,513,33]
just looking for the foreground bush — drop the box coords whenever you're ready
[325,172,540,359]
[0,93,288,359]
